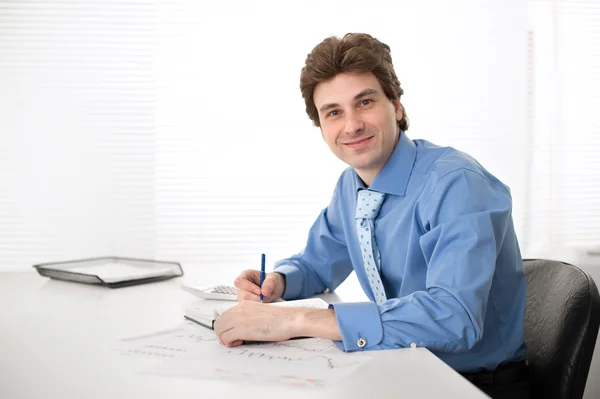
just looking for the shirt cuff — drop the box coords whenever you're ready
[330,302,383,351]
[273,264,303,300]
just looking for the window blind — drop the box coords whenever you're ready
[1,1,531,274]
[554,0,600,249]
[0,0,157,271]
[525,0,600,258]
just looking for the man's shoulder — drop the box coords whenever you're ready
[414,139,492,182]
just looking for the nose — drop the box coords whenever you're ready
[344,112,365,136]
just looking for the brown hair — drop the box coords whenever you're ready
[300,33,409,131]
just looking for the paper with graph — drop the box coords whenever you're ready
[117,315,371,389]
[115,320,220,359]
[143,336,370,389]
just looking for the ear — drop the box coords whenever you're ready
[392,99,403,121]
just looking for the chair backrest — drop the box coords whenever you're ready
[523,259,600,399]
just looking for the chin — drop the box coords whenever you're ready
[347,159,378,171]
[337,147,381,169]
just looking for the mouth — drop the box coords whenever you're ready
[343,136,373,149]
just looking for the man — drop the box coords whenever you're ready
[214,33,530,398]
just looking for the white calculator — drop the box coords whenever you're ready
[180,283,238,301]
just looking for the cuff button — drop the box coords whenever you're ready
[357,337,367,348]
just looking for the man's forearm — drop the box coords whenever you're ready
[293,308,342,341]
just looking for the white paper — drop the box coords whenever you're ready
[115,321,219,359]
[69,262,175,283]
[117,320,371,389]
[143,338,370,390]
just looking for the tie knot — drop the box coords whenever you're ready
[356,189,385,219]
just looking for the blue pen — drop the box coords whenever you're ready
[259,253,266,302]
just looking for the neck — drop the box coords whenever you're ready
[356,168,379,188]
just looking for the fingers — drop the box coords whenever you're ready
[233,270,284,303]
[233,269,261,296]
[237,269,261,285]
[236,288,261,302]
[214,319,240,347]
[221,332,244,348]
[214,308,245,347]
[260,272,285,302]
[260,274,279,302]
[260,274,276,296]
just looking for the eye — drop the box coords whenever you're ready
[327,110,340,117]
[360,99,372,107]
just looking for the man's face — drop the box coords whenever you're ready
[313,72,402,183]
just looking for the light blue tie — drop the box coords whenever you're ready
[356,189,387,305]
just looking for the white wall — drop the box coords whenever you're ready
[525,0,600,265]
[0,0,532,275]
[154,0,528,280]
[1,2,599,397]
[3,0,599,278]
[0,1,158,270]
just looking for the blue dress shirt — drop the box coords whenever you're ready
[274,132,527,372]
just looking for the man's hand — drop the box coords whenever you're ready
[233,269,285,302]
[213,301,342,347]
[213,300,299,347]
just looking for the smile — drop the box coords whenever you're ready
[343,136,373,149]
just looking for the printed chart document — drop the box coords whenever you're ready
[115,320,218,359]
[144,340,370,390]
[116,299,371,390]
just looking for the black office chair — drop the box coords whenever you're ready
[523,259,600,399]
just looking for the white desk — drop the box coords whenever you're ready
[0,272,488,399]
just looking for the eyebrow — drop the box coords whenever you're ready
[318,88,380,113]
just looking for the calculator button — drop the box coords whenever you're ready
[211,286,236,295]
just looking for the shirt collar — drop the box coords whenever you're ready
[353,131,417,197]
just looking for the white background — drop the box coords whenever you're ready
[0,0,598,274]
[1,1,599,398]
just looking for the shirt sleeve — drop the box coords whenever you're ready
[331,168,515,353]
[273,179,354,300]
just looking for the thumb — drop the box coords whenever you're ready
[260,273,279,298]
